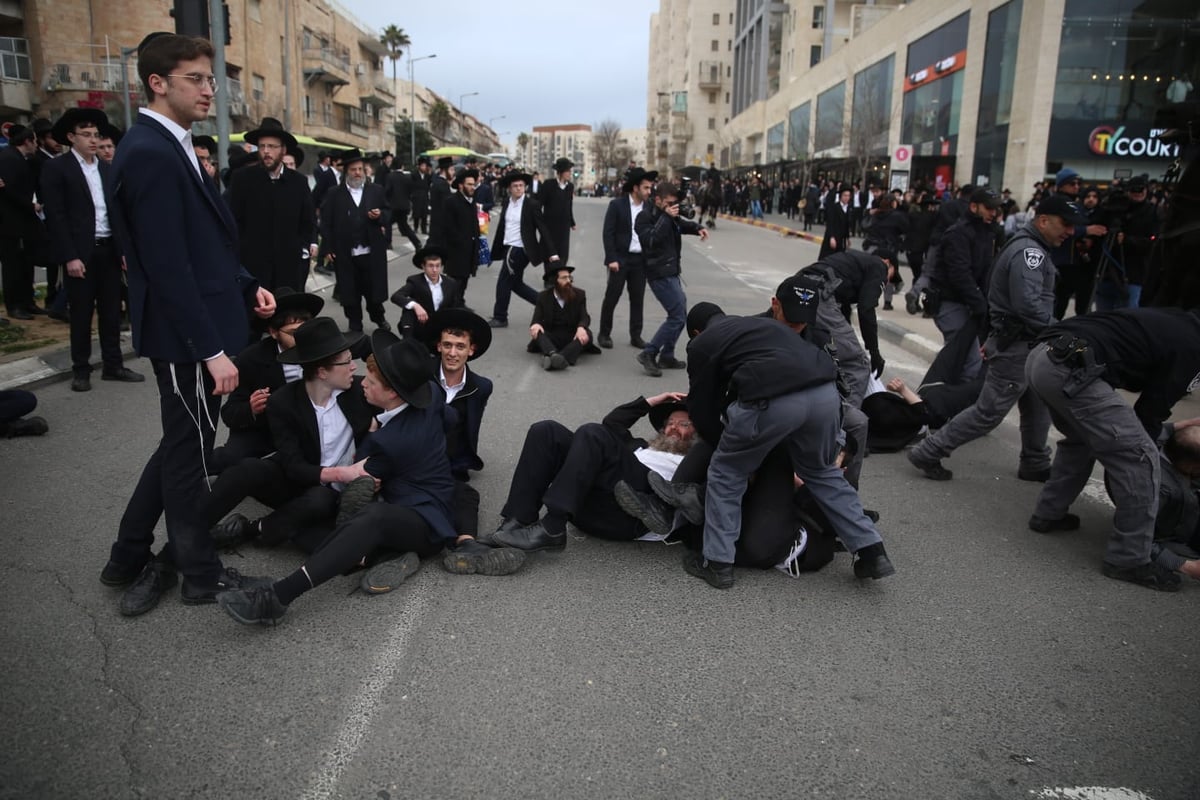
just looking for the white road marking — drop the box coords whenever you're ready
[514,361,541,393]
[1032,787,1157,800]
[300,588,431,800]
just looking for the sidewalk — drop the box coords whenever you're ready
[0,248,402,392]
[714,210,824,244]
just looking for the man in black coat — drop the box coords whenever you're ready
[488,171,559,327]
[319,149,392,332]
[437,168,481,297]
[310,150,338,211]
[384,162,421,249]
[680,301,894,589]
[390,245,465,339]
[228,118,317,293]
[39,108,144,391]
[0,124,43,320]
[538,157,577,263]
[598,167,656,349]
[818,187,852,260]
[526,264,600,370]
[211,288,322,472]
[427,156,454,245]
[410,156,432,234]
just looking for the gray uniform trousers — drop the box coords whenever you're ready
[842,403,868,489]
[934,300,982,380]
[1026,345,1160,569]
[815,299,870,407]
[703,382,882,564]
[911,340,1051,471]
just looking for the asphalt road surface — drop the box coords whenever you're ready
[2,198,1196,800]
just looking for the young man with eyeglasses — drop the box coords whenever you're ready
[100,33,277,616]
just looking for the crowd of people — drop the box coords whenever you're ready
[3,32,1198,628]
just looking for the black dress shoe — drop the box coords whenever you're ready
[101,367,145,383]
[181,567,273,605]
[490,519,566,552]
[852,543,896,580]
[597,334,613,349]
[1,415,48,437]
[630,336,647,348]
[477,516,520,545]
[119,562,178,616]
[70,375,92,392]
[1017,465,1051,482]
[682,551,734,589]
[1028,513,1080,534]
[26,304,47,315]
[210,513,255,548]
[487,317,508,328]
[8,308,32,320]
[100,558,147,587]
[371,317,392,333]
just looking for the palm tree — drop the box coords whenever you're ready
[379,24,410,87]
[517,131,530,163]
[428,100,452,139]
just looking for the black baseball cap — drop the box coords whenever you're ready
[970,188,1002,209]
[1034,194,1083,225]
[774,274,821,325]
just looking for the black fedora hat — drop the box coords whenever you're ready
[499,171,533,188]
[338,148,365,166]
[51,108,109,147]
[370,330,435,408]
[245,116,298,151]
[542,262,575,283]
[192,133,217,152]
[861,392,924,453]
[553,157,574,173]
[436,156,455,169]
[31,117,53,135]
[412,245,449,268]
[648,399,688,431]
[622,167,658,191]
[424,308,491,360]
[99,123,123,146]
[277,316,364,365]
[263,286,323,327]
[289,146,305,168]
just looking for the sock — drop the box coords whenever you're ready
[272,568,312,606]
[542,509,568,536]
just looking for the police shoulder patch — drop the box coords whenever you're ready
[1023,248,1045,270]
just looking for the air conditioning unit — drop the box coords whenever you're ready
[355,63,366,76]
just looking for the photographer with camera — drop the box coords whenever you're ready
[633,181,709,377]
[1054,185,1103,319]
[1093,175,1159,311]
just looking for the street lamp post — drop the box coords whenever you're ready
[459,91,478,147]
[409,53,437,166]
[487,115,505,153]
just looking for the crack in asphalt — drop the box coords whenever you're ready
[7,563,145,799]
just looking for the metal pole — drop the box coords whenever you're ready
[119,47,135,131]
[282,0,291,129]
[409,57,416,167]
[209,0,230,174]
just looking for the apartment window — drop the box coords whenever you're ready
[810,45,822,67]
[708,91,717,104]
[711,39,719,52]
[812,6,825,29]
[725,91,730,103]
[727,39,732,51]
[707,143,715,154]
[248,0,261,21]
[708,117,716,130]
[729,13,733,23]
[712,12,720,24]
[252,73,264,101]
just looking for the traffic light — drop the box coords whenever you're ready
[171,0,209,37]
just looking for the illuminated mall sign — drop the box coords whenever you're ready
[1088,125,1179,158]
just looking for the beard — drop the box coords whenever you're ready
[556,284,577,304]
[347,176,366,190]
[648,433,693,456]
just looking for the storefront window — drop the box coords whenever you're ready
[1053,0,1199,123]
[900,13,969,157]
[788,101,811,159]
[814,81,845,152]
[972,0,1022,187]
[766,122,785,162]
[851,55,895,158]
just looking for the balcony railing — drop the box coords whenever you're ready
[305,109,334,128]
[44,61,125,93]
[302,45,351,84]
[698,60,723,89]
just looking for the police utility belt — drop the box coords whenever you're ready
[1042,333,1107,398]
[990,314,1039,350]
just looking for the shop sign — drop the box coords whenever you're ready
[1088,125,1178,158]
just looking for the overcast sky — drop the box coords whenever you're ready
[348,0,654,147]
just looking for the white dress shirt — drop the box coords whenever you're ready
[628,197,644,253]
[313,389,354,490]
[138,108,202,179]
[440,365,467,404]
[504,195,524,247]
[71,149,110,238]
[348,185,371,256]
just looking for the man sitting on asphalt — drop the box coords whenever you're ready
[390,245,465,341]
[527,263,601,371]
[482,392,697,552]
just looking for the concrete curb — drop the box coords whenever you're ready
[714,212,824,244]
[878,318,941,364]
[0,248,401,391]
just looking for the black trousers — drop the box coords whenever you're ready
[209,430,273,474]
[303,503,444,590]
[1054,263,1095,319]
[501,420,649,541]
[0,388,35,423]
[0,235,34,312]
[411,204,429,234]
[111,360,224,587]
[66,241,124,376]
[203,457,337,552]
[534,331,585,364]
[392,208,421,248]
[342,254,386,331]
[599,254,646,339]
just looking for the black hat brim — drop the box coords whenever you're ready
[499,172,533,188]
[51,108,109,147]
[245,126,299,152]
[423,308,491,361]
[648,400,688,431]
[412,245,450,268]
[277,323,364,364]
[370,330,434,408]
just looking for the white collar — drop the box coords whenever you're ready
[440,364,467,391]
[139,107,190,146]
[377,403,408,426]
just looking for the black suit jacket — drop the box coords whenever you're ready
[221,335,289,434]
[491,196,557,266]
[311,165,338,210]
[819,203,851,259]
[390,272,465,317]
[266,376,378,487]
[385,170,414,212]
[0,147,40,238]
[319,183,392,303]
[527,288,601,353]
[602,194,641,266]
[39,151,118,266]
[428,175,452,242]
[445,368,492,477]
[227,165,316,291]
[439,191,480,281]
[537,179,575,259]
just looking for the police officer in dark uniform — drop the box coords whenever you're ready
[1026,307,1200,591]
[927,188,1001,380]
[908,195,1077,482]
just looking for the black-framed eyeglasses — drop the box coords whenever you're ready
[329,359,354,367]
[165,73,219,92]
